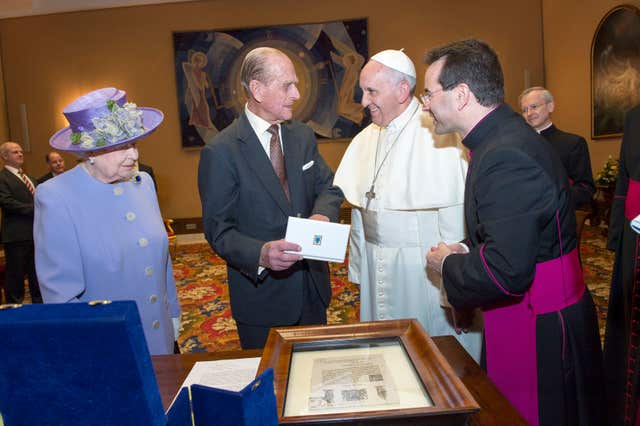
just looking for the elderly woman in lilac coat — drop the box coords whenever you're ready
[34,88,181,355]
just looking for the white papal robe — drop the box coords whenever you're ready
[334,98,483,362]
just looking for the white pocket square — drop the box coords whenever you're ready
[302,160,314,171]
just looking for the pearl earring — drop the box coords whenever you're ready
[88,157,95,165]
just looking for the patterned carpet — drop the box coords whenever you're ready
[174,244,359,352]
[580,225,615,340]
[174,225,613,353]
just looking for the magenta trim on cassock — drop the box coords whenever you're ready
[483,248,585,426]
[625,179,640,220]
[557,311,566,361]
[479,243,522,297]
[626,236,640,424]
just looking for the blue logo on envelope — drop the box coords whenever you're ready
[313,235,323,246]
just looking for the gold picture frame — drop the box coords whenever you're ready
[591,5,640,139]
[258,319,479,425]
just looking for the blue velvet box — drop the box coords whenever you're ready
[168,369,278,426]
[0,301,278,426]
[0,301,165,426]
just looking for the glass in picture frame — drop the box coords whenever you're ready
[258,319,480,425]
[284,338,432,416]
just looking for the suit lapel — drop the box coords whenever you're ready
[3,168,31,198]
[236,113,292,216]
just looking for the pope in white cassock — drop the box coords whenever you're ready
[334,49,483,362]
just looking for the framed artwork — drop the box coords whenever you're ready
[257,319,479,425]
[591,5,640,138]
[173,19,369,148]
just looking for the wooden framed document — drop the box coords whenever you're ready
[258,319,480,425]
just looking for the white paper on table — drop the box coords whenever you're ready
[169,357,260,408]
[284,216,350,262]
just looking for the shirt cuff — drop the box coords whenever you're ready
[441,243,469,273]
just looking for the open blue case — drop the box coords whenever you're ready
[0,301,277,426]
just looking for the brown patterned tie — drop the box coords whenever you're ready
[267,124,290,201]
[19,170,35,195]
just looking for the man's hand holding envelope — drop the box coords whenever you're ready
[259,215,332,271]
[284,216,351,263]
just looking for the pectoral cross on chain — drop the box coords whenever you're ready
[365,185,376,211]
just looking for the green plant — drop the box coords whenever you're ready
[595,155,618,186]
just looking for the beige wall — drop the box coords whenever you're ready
[541,0,638,175]
[0,0,543,218]
[0,53,8,141]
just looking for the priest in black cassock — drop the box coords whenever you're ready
[604,104,640,426]
[423,39,605,426]
[519,86,595,210]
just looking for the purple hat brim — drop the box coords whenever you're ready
[49,107,164,153]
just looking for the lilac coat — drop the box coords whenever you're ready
[34,165,180,355]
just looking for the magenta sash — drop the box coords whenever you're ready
[483,248,585,426]
[625,178,640,221]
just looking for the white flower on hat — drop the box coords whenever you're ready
[71,100,145,149]
[80,133,95,149]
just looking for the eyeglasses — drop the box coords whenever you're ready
[521,102,548,114]
[420,88,446,105]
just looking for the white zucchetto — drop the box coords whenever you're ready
[370,49,416,79]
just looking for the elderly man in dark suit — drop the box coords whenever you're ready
[198,47,343,349]
[0,141,41,304]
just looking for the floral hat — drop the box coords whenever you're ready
[49,87,163,152]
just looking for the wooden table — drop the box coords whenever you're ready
[152,335,526,426]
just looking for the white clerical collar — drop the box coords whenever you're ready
[245,104,278,137]
[385,97,420,133]
[536,122,553,133]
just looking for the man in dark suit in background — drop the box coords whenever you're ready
[198,47,343,349]
[36,151,65,184]
[0,141,41,304]
[519,86,595,209]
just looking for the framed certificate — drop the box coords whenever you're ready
[258,319,479,425]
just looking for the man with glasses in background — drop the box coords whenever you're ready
[334,49,481,362]
[519,86,595,210]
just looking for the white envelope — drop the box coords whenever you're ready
[284,216,350,262]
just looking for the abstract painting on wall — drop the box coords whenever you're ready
[173,19,368,148]
[592,5,640,139]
